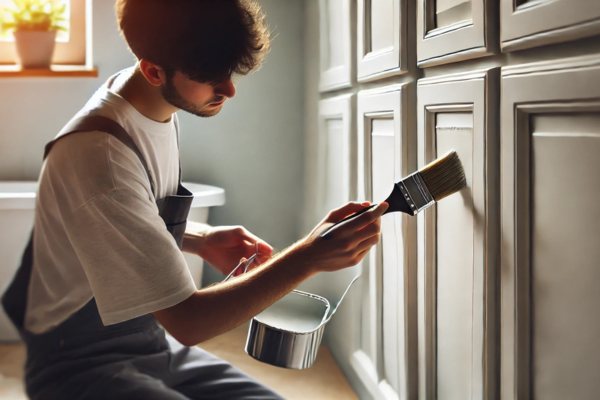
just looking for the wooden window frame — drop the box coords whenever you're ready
[0,0,90,67]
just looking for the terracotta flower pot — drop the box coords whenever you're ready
[13,30,57,69]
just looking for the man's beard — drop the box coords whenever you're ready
[160,79,221,118]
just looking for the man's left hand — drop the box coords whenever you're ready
[186,225,273,275]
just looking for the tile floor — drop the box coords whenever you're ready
[0,323,357,399]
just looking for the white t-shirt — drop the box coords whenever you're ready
[25,69,197,334]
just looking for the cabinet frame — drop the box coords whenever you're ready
[500,0,600,52]
[417,69,499,399]
[356,0,408,82]
[501,55,600,400]
[351,83,417,400]
[319,0,353,92]
[417,0,495,67]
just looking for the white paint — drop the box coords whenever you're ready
[255,291,329,333]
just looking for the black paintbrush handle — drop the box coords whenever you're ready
[319,183,414,239]
[319,204,378,239]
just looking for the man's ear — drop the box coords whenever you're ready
[139,59,167,87]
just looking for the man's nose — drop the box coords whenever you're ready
[215,79,236,99]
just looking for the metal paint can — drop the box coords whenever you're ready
[244,276,360,369]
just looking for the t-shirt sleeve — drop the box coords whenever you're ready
[46,131,197,326]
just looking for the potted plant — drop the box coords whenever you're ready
[0,0,67,69]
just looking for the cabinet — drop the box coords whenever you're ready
[417,69,499,399]
[501,55,600,400]
[319,0,353,91]
[317,94,355,213]
[351,84,416,400]
[417,0,494,67]
[308,1,600,398]
[357,0,408,81]
[500,0,600,51]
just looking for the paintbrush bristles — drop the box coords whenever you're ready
[419,151,467,201]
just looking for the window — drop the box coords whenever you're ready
[0,0,89,66]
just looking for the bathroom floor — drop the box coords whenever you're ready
[0,323,357,399]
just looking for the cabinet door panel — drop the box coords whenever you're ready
[501,56,600,400]
[372,119,401,392]
[417,0,493,67]
[500,0,600,51]
[370,0,395,52]
[323,119,346,211]
[319,0,352,91]
[309,95,356,301]
[435,112,475,400]
[317,95,353,215]
[417,69,499,399]
[352,84,416,400]
[357,0,407,82]
[436,0,472,28]
[531,114,600,400]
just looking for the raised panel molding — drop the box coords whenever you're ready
[357,0,408,82]
[417,69,499,399]
[319,0,353,92]
[501,55,600,400]
[417,0,495,67]
[351,84,417,400]
[500,0,600,51]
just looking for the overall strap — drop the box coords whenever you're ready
[44,115,157,196]
[173,113,183,184]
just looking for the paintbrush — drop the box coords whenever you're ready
[320,151,467,238]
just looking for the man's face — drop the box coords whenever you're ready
[161,71,236,118]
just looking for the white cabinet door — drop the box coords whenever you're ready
[501,55,600,400]
[304,94,357,305]
[417,69,499,399]
[357,0,408,82]
[351,84,416,400]
[500,0,600,51]
[317,94,355,214]
[319,0,353,91]
[417,0,494,67]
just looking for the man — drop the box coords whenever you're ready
[3,1,387,399]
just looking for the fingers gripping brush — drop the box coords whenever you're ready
[320,151,467,238]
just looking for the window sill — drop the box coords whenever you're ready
[0,65,98,78]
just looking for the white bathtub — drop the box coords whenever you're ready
[0,181,224,342]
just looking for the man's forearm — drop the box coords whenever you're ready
[182,220,211,254]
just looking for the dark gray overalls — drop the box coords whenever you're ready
[2,116,282,400]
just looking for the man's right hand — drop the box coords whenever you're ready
[294,201,388,274]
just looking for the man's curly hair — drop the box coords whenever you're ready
[116,0,270,82]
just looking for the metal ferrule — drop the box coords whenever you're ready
[397,171,435,215]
